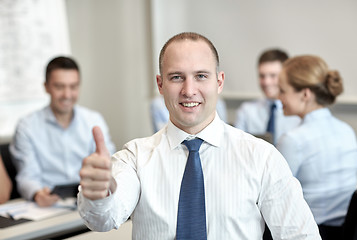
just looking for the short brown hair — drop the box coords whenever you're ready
[45,56,80,83]
[159,32,219,74]
[258,49,289,66]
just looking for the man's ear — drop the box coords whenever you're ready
[156,75,164,94]
[44,82,50,94]
[217,71,225,94]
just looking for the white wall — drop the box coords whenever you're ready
[65,0,357,148]
[66,0,153,149]
[0,0,70,143]
[152,0,357,103]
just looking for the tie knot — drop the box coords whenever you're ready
[271,102,277,110]
[183,138,203,152]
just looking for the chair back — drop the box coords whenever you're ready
[343,190,357,240]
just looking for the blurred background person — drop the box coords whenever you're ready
[234,49,300,144]
[10,56,115,207]
[277,55,357,240]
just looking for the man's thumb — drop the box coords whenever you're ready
[93,126,110,157]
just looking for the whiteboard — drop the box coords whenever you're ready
[0,0,70,139]
[151,0,357,103]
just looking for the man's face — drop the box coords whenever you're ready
[156,40,224,134]
[258,61,283,99]
[45,69,80,116]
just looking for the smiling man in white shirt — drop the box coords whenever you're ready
[78,32,320,239]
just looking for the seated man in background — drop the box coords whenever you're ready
[0,154,12,204]
[150,95,227,132]
[234,49,300,144]
[10,56,115,207]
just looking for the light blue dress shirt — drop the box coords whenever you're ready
[150,96,227,133]
[277,108,357,226]
[235,98,300,144]
[10,105,116,200]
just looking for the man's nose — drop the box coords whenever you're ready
[63,87,72,98]
[181,77,196,97]
[260,75,268,82]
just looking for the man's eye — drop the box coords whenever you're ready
[54,85,64,90]
[197,74,207,80]
[170,76,182,81]
[71,84,79,90]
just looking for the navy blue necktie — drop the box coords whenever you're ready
[176,138,207,240]
[267,102,277,143]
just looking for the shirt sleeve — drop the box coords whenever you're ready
[258,147,321,239]
[77,150,141,232]
[77,189,118,232]
[10,120,43,200]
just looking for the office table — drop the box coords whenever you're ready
[66,220,132,240]
[0,208,87,240]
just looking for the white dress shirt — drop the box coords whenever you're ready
[78,114,320,240]
[235,98,300,144]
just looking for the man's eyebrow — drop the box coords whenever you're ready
[195,70,211,74]
[167,70,212,76]
[167,72,183,76]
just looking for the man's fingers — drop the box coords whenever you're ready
[82,153,111,170]
[92,126,110,157]
[80,176,112,200]
[80,163,112,180]
[35,188,60,207]
[80,179,111,192]
[43,187,51,194]
[80,126,112,201]
[81,188,109,200]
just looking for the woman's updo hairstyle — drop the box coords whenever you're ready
[283,55,343,105]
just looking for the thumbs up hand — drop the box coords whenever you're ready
[80,126,116,200]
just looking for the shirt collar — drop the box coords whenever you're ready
[44,105,77,126]
[166,112,223,150]
[44,105,57,123]
[266,98,283,109]
[303,107,331,123]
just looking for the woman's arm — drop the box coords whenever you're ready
[0,155,12,204]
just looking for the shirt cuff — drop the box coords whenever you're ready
[77,185,114,214]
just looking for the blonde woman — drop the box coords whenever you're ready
[277,55,357,239]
